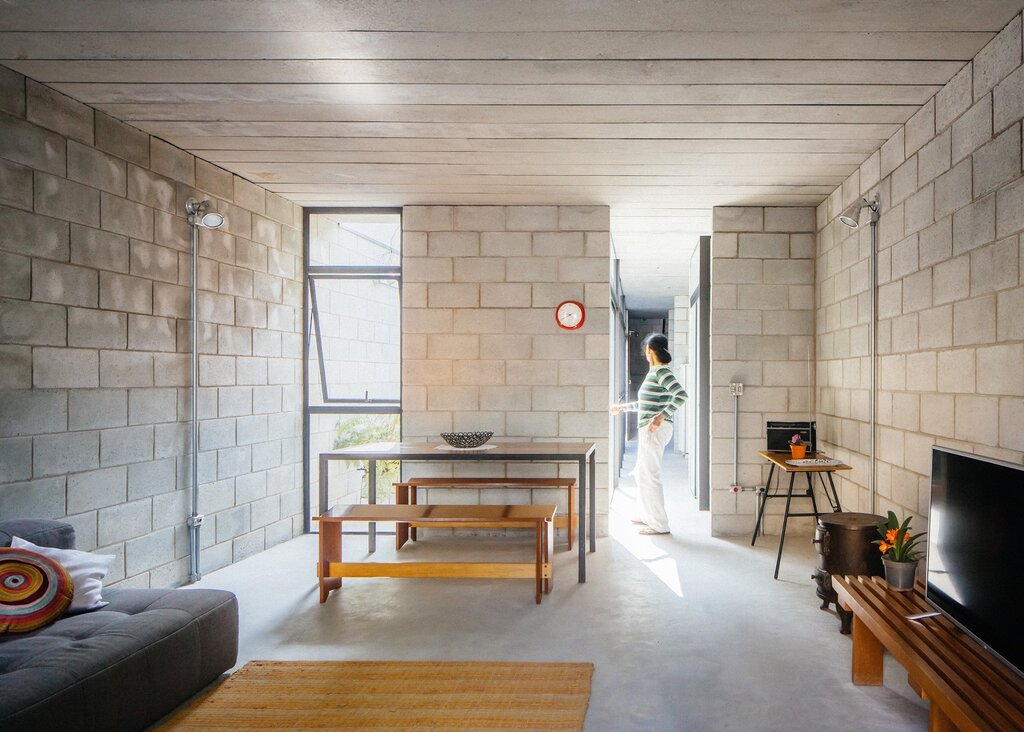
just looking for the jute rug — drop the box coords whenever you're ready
[159,660,594,731]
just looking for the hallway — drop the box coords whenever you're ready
[191,439,928,730]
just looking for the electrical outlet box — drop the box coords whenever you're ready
[729,484,742,494]
[729,382,744,396]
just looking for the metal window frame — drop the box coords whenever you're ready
[303,207,403,532]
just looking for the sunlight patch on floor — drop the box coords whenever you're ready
[608,482,684,598]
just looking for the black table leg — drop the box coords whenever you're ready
[752,463,775,545]
[578,457,586,583]
[589,452,596,554]
[368,458,376,553]
[319,454,329,517]
[774,472,797,580]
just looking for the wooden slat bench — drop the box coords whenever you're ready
[394,477,577,550]
[834,575,1024,731]
[314,504,555,605]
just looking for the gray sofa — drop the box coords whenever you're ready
[0,519,238,732]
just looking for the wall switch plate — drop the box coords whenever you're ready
[729,382,744,395]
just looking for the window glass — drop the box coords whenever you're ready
[309,213,400,267]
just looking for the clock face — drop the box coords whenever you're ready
[555,300,586,330]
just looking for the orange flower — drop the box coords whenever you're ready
[904,531,912,543]
[885,528,899,543]
[878,541,892,553]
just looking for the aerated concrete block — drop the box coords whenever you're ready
[974,14,1022,101]
[95,112,150,167]
[0,158,32,211]
[68,141,126,196]
[67,465,127,513]
[33,430,99,475]
[26,80,92,145]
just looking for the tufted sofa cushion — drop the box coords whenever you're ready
[0,521,238,732]
[0,519,75,551]
[0,586,238,731]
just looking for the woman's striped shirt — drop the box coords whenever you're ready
[624,365,687,428]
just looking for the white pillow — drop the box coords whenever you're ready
[11,536,115,613]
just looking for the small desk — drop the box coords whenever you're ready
[319,441,598,582]
[751,450,851,579]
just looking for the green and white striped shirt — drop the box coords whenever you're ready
[625,365,687,428]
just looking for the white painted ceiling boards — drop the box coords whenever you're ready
[2,1,1023,310]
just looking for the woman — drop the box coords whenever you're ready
[610,333,687,535]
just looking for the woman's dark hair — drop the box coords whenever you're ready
[642,333,672,364]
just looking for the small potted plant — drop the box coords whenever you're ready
[873,511,926,591]
[789,433,807,459]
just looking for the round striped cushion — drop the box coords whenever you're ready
[0,547,74,633]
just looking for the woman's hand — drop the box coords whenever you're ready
[648,413,665,432]
[609,404,625,414]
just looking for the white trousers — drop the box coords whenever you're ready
[635,421,673,533]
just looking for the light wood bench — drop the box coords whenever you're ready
[834,575,1024,731]
[314,504,555,605]
[394,477,577,550]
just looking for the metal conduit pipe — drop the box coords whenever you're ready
[185,199,225,583]
[837,196,880,513]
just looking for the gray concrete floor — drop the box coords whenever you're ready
[190,443,928,731]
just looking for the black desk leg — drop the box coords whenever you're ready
[589,453,596,554]
[368,458,376,553]
[823,472,842,512]
[806,473,820,518]
[752,463,775,545]
[578,458,587,583]
[774,472,797,580]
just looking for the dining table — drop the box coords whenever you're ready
[318,440,598,582]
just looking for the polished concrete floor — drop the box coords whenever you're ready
[191,444,928,731]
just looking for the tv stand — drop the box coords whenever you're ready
[834,575,1024,731]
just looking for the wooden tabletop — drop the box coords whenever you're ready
[757,450,852,472]
[322,441,597,460]
[315,504,557,523]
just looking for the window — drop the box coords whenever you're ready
[304,210,401,527]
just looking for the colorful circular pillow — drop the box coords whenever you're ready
[0,547,74,633]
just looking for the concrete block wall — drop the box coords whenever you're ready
[0,70,304,587]
[815,12,1024,528]
[710,206,817,536]
[401,205,611,535]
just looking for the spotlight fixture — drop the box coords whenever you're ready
[185,198,225,229]
[838,196,880,228]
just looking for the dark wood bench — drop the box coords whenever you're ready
[314,504,555,604]
[394,477,577,549]
[834,575,1024,731]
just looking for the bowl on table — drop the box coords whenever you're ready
[440,431,494,449]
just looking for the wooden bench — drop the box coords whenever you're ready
[834,575,1024,731]
[314,504,555,605]
[394,477,577,550]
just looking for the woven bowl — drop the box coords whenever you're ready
[440,431,494,449]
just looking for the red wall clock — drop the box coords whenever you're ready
[555,300,586,330]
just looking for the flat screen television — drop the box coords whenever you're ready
[927,447,1024,679]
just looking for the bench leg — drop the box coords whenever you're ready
[411,486,418,542]
[395,484,409,550]
[318,522,342,603]
[851,613,884,685]
[929,702,956,732]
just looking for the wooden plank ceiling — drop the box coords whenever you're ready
[2,0,1023,309]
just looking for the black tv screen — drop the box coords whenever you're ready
[927,447,1024,678]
